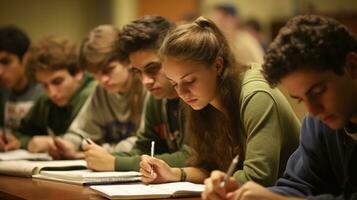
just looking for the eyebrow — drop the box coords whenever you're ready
[132,61,160,70]
[289,81,325,99]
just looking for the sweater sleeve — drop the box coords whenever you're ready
[233,91,285,186]
[307,193,357,200]
[269,116,334,197]
[62,87,106,150]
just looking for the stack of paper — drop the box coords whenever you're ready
[34,169,141,185]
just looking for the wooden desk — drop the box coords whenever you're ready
[0,175,202,200]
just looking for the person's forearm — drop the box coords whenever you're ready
[171,167,209,183]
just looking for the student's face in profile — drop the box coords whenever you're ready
[0,51,27,90]
[162,56,221,110]
[281,54,357,129]
[35,69,83,107]
[90,61,131,93]
[129,49,177,99]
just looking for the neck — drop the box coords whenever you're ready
[351,115,357,125]
[13,76,29,93]
[120,74,133,93]
[210,96,227,116]
[166,89,179,99]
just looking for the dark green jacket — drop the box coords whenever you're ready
[15,74,96,148]
[113,94,192,171]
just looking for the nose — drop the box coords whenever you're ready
[95,73,110,85]
[47,85,58,99]
[176,83,190,98]
[141,73,154,86]
[0,66,4,77]
[305,100,324,117]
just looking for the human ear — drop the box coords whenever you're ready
[345,52,357,79]
[74,70,84,81]
[215,56,224,76]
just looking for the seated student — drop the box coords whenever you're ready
[139,17,300,186]
[72,15,193,172]
[10,36,96,153]
[201,15,357,200]
[0,26,43,151]
[50,25,146,161]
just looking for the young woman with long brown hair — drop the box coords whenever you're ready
[139,17,300,187]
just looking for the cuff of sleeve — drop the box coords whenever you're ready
[115,155,141,171]
[62,133,82,150]
[13,132,31,149]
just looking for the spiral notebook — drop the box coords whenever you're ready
[33,169,141,185]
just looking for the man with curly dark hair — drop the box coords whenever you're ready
[202,15,357,200]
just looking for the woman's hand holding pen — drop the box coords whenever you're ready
[139,155,180,184]
[202,170,239,200]
[82,141,115,171]
[0,130,20,152]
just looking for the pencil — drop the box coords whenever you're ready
[220,155,239,188]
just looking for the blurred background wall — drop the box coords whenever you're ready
[1,0,356,119]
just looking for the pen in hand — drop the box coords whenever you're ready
[220,155,239,188]
[2,127,8,145]
[150,141,155,176]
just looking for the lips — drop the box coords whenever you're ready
[148,87,160,92]
[184,98,197,104]
[322,115,334,123]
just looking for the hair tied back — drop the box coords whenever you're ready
[194,16,212,29]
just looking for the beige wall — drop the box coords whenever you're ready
[202,0,357,38]
[0,0,111,43]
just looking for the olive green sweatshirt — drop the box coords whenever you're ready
[113,94,192,171]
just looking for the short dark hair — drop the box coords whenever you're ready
[0,26,30,60]
[28,36,79,76]
[263,15,357,87]
[118,15,175,57]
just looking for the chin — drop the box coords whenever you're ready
[54,100,68,107]
[324,119,346,130]
[188,103,206,110]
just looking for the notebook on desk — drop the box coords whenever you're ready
[0,159,87,177]
[33,169,141,185]
[0,149,52,161]
[90,182,204,199]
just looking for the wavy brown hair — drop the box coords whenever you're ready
[159,17,246,171]
[80,25,144,129]
[27,36,79,76]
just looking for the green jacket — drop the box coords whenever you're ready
[113,94,192,171]
[15,74,96,148]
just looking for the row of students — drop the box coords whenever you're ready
[0,33,96,152]
[1,13,355,200]
[50,15,300,187]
